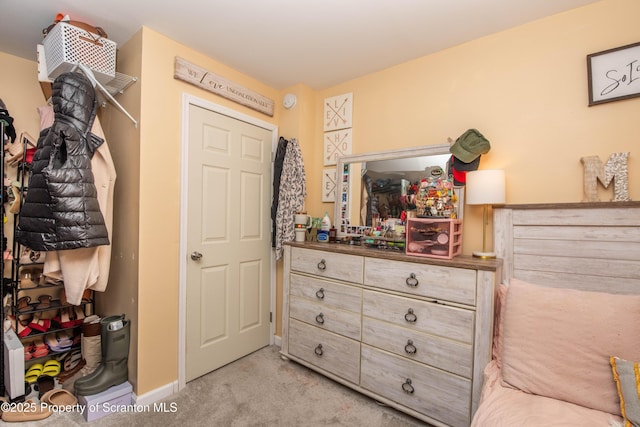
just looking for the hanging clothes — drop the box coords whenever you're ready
[15,72,108,251]
[271,137,288,247]
[36,103,117,305]
[0,98,17,144]
[275,138,306,260]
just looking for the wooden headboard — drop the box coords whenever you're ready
[494,202,640,295]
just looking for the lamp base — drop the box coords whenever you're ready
[472,250,497,259]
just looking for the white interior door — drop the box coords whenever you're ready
[185,103,272,381]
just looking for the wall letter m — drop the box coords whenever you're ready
[580,152,630,202]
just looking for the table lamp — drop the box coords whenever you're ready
[465,169,506,258]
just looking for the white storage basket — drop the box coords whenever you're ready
[43,22,116,84]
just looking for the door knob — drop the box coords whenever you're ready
[190,251,203,261]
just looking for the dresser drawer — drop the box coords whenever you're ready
[290,295,361,340]
[288,319,360,384]
[361,345,471,427]
[291,247,364,283]
[362,317,472,378]
[363,290,474,344]
[364,257,476,306]
[290,273,362,314]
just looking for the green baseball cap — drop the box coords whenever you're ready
[450,129,491,163]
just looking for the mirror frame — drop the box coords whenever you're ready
[333,143,464,237]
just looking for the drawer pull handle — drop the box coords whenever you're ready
[314,344,323,356]
[405,340,417,354]
[315,313,325,324]
[404,308,417,323]
[402,378,414,394]
[315,288,325,299]
[317,259,327,271]
[405,273,419,287]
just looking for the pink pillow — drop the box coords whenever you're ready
[501,278,640,415]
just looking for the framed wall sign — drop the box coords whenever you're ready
[323,129,352,166]
[323,93,353,131]
[322,168,337,202]
[587,41,640,106]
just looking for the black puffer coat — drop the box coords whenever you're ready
[15,72,109,251]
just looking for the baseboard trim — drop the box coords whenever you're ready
[274,335,281,347]
[133,380,179,406]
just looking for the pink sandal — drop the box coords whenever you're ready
[54,307,76,329]
[9,315,33,338]
[32,336,50,358]
[29,312,51,333]
[24,342,35,360]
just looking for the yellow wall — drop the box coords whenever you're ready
[131,28,290,394]
[2,0,639,397]
[308,0,640,254]
[273,83,317,336]
[0,52,46,266]
[94,30,143,393]
[0,52,46,139]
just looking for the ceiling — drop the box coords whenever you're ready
[1,0,601,90]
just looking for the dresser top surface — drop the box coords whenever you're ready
[286,242,502,272]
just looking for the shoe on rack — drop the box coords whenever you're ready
[8,314,33,338]
[3,135,24,166]
[42,360,61,377]
[24,363,43,384]
[36,294,53,309]
[4,131,36,167]
[8,181,21,214]
[29,312,51,333]
[73,306,86,326]
[45,332,73,352]
[19,267,43,289]
[63,349,83,371]
[31,336,50,358]
[16,296,33,312]
[60,288,92,306]
[58,349,85,383]
[23,342,35,361]
[54,307,76,329]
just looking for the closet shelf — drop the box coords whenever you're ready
[97,71,137,104]
[36,44,139,127]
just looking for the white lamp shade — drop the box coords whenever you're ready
[465,169,506,205]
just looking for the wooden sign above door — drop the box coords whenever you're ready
[174,57,275,117]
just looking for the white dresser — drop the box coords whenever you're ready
[280,242,502,427]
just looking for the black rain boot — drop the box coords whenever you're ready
[75,315,130,396]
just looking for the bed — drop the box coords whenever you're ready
[471,202,640,427]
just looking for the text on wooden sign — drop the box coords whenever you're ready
[174,57,274,116]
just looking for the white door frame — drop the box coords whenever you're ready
[178,93,278,390]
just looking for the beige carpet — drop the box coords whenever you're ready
[16,345,428,426]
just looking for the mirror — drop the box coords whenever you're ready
[334,143,464,237]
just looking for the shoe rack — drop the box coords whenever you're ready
[2,120,7,396]
[3,130,94,394]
